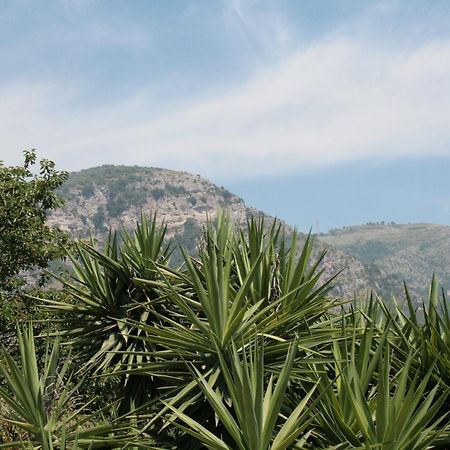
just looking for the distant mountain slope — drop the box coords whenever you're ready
[53,165,248,248]
[320,223,450,296]
[49,165,403,299]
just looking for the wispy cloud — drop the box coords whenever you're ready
[1,2,450,181]
[222,0,294,60]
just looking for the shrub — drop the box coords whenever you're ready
[91,206,106,230]
[151,187,165,200]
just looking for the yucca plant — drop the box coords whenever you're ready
[312,325,450,449]
[131,213,341,364]
[388,276,450,389]
[42,211,450,448]
[0,326,131,449]
[40,215,172,412]
[120,213,343,442]
[39,212,342,443]
[165,335,317,449]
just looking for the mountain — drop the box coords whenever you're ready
[51,165,249,255]
[48,165,405,299]
[320,223,450,297]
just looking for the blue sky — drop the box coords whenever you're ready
[1,1,450,230]
[228,156,450,231]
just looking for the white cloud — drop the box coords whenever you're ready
[1,34,450,180]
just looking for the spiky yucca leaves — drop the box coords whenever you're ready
[33,211,450,447]
[41,215,171,412]
[166,336,317,450]
[234,218,340,322]
[0,326,130,449]
[41,212,339,443]
[388,276,450,389]
[125,213,342,442]
[311,319,390,447]
[133,214,340,360]
[311,320,450,450]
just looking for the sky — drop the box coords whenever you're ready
[1,0,450,231]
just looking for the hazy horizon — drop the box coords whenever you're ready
[41,156,450,233]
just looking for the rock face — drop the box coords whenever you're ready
[49,165,402,300]
[51,165,249,241]
[320,223,450,297]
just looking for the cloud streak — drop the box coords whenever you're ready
[1,4,450,181]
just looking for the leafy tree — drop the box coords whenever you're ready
[0,150,69,289]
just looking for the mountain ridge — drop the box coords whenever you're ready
[48,165,414,299]
[320,222,450,297]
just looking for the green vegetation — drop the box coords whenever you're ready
[58,166,199,221]
[0,150,69,289]
[187,195,197,206]
[91,206,106,231]
[58,165,155,195]
[180,217,201,250]
[3,156,450,447]
[2,210,450,447]
[164,182,186,196]
[151,187,165,200]
[345,240,391,264]
[59,165,162,218]
[0,327,126,448]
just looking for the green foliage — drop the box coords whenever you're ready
[0,288,49,336]
[58,165,151,194]
[40,213,341,446]
[91,206,106,231]
[58,165,165,218]
[180,217,201,251]
[167,337,317,450]
[187,195,197,206]
[0,326,130,448]
[2,208,450,448]
[151,188,165,200]
[345,240,391,264]
[388,276,450,389]
[0,150,69,288]
[312,318,449,449]
[106,193,128,217]
[164,183,186,196]
[41,215,172,414]
[80,182,94,198]
[321,222,450,297]
[218,186,233,202]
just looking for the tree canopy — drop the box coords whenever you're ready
[0,150,69,288]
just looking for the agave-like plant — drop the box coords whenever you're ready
[312,323,450,449]
[22,209,450,448]
[165,335,317,450]
[0,326,131,449]
[45,210,450,449]
[121,213,344,442]
[40,215,172,412]
[388,276,450,388]
[40,212,343,444]
[131,213,341,363]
